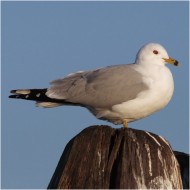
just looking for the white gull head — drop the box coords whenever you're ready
[135,43,179,67]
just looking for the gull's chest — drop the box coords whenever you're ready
[145,66,174,97]
[137,66,174,113]
[112,66,174,121]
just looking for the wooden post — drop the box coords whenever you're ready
[48,126,184,189]
[174,151,189,189]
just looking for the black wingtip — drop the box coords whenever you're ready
[9,95,19,99]
[10,90,17,94]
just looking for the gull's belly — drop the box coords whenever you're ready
[113,85,173,122]
[95,66,174,124]
[112,67,174,122]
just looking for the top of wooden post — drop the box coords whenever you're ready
[48,125,183,189]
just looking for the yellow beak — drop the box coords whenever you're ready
[163,57,179,66]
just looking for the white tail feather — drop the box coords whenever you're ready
[36,102,63,108]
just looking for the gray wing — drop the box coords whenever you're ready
[46,64,149,108]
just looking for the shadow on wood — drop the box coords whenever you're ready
[174,151,189,189]
[48,125,183,189]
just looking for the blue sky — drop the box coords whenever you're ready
[2,1,189,189]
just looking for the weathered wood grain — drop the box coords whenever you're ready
[48,125,183,189]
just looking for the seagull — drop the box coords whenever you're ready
[9,43,179,128]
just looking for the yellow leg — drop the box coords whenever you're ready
[123,119,128,128]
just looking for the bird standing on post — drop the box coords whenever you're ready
[9,43,179,128]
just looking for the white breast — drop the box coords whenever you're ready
[112,64,174,122]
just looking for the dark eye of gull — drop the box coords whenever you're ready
[153,50,159,55]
